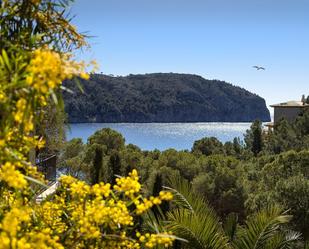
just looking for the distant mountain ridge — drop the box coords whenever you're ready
[63,73,271,123]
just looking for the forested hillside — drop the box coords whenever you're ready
[63,73,271,122]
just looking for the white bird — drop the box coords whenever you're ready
[253,66,265,70]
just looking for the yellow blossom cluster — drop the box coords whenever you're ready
[14,98,27,123]
[135,191,174,215]
[0,167,175,248]
[0,207,64,249]
[0,90,6,102]
[114,169,141,197]
[0,162,27,189]
[44,171,175,248]
[0,46,89,185]
[137,232,174,248]
[92,182,111,198]
[36,202,68,234]
[0,208,31,239]
[25,49,89,95]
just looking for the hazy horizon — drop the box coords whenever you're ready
[71,0,309,112]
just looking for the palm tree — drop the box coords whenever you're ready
[163,175,300,249]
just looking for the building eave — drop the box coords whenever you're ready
[270,105,309,108]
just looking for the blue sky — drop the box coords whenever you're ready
[71,0,309,110]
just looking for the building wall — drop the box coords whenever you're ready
[274,107,303,123]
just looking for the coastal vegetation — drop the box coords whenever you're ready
[60,110,309,248]
[63,73,271,123]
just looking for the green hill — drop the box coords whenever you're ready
[63,73,271,123]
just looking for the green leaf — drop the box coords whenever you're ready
[24,175,48,188]
[165,175,230,249]
[234,206,292,249]
[2,49,12,72]
[223,213,238,243]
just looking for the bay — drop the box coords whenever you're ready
[66,123,252,151]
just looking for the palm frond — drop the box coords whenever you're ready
[165,175,230,249]
[142,209,166,233]
[163,185,194,212]
[263,230,301,249]
[234,206,292,249]
[141,209,188,247]
[164,174,213,214]
[223,213,238,243]
[167,209,230,249]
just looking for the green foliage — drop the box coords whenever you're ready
[165,176,299,249]
[166,175,229,249]
[275,176,309,242]
[61,138,85,159]
[245,150,309,243]
[88,128,125,153]
[192,155,246,220]
[37,101,67,157]
[244,120,263,156]
[295,109,309,137]
[108,150,121,185]
[150,173,170,219]
[91,144,104,185]
[63,73,271,123]
[192,137,224,156]
[262,109,309,154]
[58,138,87,179]
[157,149,199,181]
[233,206,296,249]
[0,0,86,52]
[265,119,298,154]
[191,136,246,158]
[60,119,309,247]
[223,213,238,243]
[233,137,243,155]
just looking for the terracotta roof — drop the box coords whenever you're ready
[270,101,309,108]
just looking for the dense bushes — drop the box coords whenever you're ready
[61,114,309,247]
[246,150,309,241]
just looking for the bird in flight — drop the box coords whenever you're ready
[253,66,265,70]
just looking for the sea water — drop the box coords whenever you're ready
[66,123,251,151]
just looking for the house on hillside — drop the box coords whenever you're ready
[265,100,309,130]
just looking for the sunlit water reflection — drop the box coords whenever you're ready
[66,123,252,151]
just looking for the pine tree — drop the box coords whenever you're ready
[244,120,263,156]
[91,146,103,185]
[152,173,169,218]
[233,137,242,154]
[109,150,121,185]
[153,173,163,197]
[252,123,263,156]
